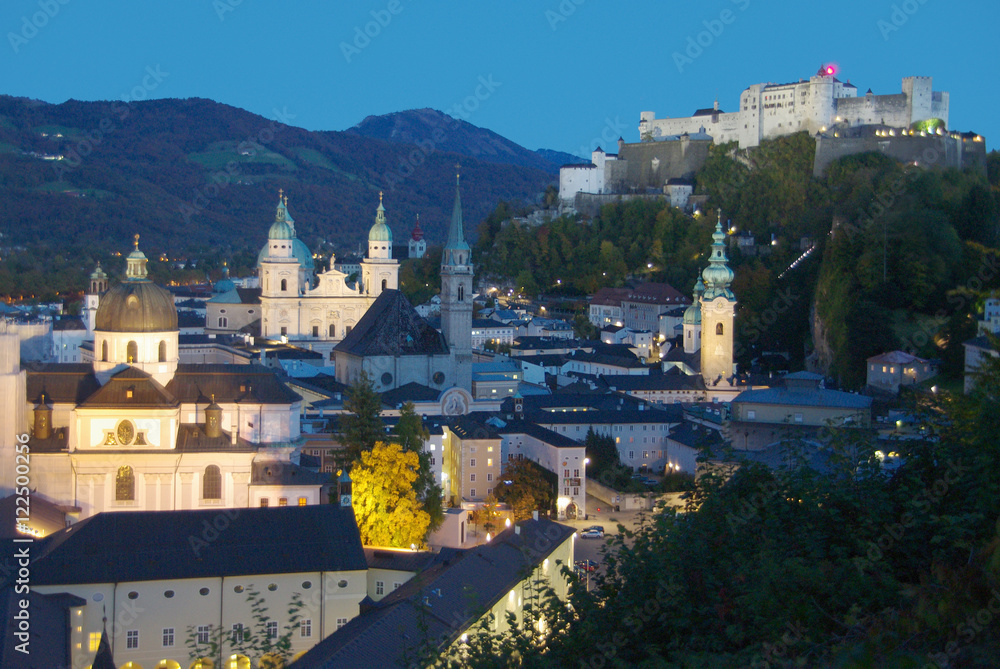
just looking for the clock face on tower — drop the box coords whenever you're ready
[116,419,136,445]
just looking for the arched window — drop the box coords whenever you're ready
[158,340,167,362]
[458,284,465,302]
[381,279,387,291]
[328,324,336,338]
[101,340,108,362]
[116,466,135,501]
[280,278,287,292]
[716,323,724,335]
[203,465,222,500]
[126,340,138,363]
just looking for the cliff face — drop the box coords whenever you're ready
[808,297,834,375]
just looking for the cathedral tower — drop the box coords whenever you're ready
[700,211,736,387]
[440,170,473,391]
[360,192,399,297]
[84,262,108,334]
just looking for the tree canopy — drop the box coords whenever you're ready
[350,441,430,549]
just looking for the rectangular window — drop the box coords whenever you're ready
[232,624,244,644]
[470,473,476,482]
[573,487,579,496]
[298,497,307,506]
[126,630,139,649]
[564,487,569,495]
[487,446,493,452]
[628,451,634,460]
[794,413,803,423]
[266,621,278,639]
[487,473,493,482]
[163,628,174,647]
[89,632,101,652]
[487,458,493,467]
[430,456,435,465]
[747,410,756,420]
[470,488,476,497]
[376,581,384,595]
[393,582,402,591]
[312,325,319,337]
[573,469,579,478]
[278,497,288,506]
[643,451,648,459]
[337,618,348,630]
[260,498,269,507]
[197,626,210,645]
[301,619,312,638]
[470,458,476,467]
[280,326,287,336]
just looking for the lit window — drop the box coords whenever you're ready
[298,497,307,506]
[278,498,288,506]
[260,498,269,507]
[89,633,101,652]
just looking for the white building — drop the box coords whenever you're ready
[558,147,624,203]
[639,71,949,149]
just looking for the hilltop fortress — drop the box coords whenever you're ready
[638,68,949,149]
[560,68,985,209]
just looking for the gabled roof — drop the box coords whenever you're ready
[26,363,101,405]
[335,290,447,357]
[867,351,929,365]
[17,505,366,587]
[80,366,178,408]
[380,382,441,406]
[290,519,575,669]
[166,364,302,404]
[251,461,333,486]
[52,316,86,331]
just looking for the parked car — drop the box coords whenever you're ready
[584,525,605,534]
[580,528,604,539]
[575,559,598,572]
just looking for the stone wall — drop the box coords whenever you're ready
[814,133,987,176]
[619,139,712,189]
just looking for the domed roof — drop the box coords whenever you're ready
[368,193,393,243]
[96,282,178,332]
[256,191,315,271]
[683,278,704,325]
[701,215,735,301]
[95,236,177,332]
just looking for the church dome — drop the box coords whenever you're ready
[257,192,316,271]
[269,219,293,240]
[369,197,393,243]
[683,278,704,325]
[96,282,178,332]
[95,237,177,332]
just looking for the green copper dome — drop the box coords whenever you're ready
[683,278,704,325]
[368,194,393,243]
[257,191,315,271]
[701,215,735,301]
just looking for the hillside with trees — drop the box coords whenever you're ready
[475,133,1000,387]
[0,95,553,298]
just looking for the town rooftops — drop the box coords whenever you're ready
[867,350,930,365]
[496,419,580,447]
[732,387,872,410]
[335,290,448,358]
[10,505,366,587]
[288,519,575,669]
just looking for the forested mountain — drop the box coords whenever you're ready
[0,95,554,296]
[347,108,577,174]
[476,133,1000,386]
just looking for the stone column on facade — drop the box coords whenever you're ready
[177,472,194,511]
[231,471,251,508]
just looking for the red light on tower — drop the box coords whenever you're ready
[826,66,835,75]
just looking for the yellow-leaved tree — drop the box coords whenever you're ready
[351,441,431,548]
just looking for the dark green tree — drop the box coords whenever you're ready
[392,401,444,533]
[340,370,385,462]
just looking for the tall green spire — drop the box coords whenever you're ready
[701,209,735,301]
[444,166,470,265]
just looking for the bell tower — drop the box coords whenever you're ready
[440,168,473,391]
[700,211,736,387]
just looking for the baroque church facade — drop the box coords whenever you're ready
[257,191,399,362]
[0,238,319,521]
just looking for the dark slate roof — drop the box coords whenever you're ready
[26,363,101,404]
[667,422,724,449]
[18,505,366,586]
[565,350,648,369]
[732,387,872,409]
[693,107,723,116]
[364,547,438,573]
[178,310,206,328]
[335,290,447,357]
[496,419,580,447]
[448,413,500,440]
[0,584,84,669]
[289,519,576,669]
[600,369,706,392]
[52,316,86,331]
[380,382,441,406]
[79,366,178,408]
[471,318,512,329]
[166,363,302,404]
[963,336,997,351]
[174,423,255,452]
[251,461,333,486]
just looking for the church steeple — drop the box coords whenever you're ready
[444,167,470,266]
[701,210,735,301]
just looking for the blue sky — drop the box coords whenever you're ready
[3,0,996,156]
